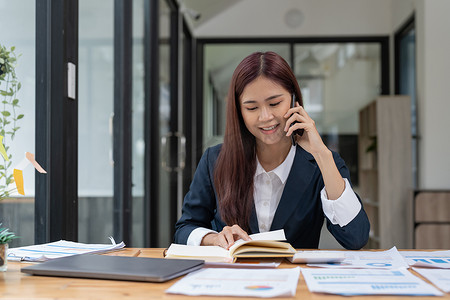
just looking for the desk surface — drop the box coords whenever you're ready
[1,248,448,299]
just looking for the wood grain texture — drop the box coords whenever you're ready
[415,192,450,222]
[1,248,447,300]
[359,96,413,249]
[415,225,450,249]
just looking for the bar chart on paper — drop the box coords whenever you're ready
[301,268,443,296]
[401,250,450,269]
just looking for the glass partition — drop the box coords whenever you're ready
[78,0,114,243]
[158,0,172,247]
[132,0,145,247]
[294,43,381,186]
[0,0,36,247]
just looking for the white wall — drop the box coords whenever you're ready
[392,0,450,189]
[417,0,450,189]
[194,0,392,37]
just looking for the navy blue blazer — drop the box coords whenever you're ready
[174,144,370,249]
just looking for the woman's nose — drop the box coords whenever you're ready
[259,106,274,121]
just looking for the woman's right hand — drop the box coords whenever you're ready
[201,225,251,249]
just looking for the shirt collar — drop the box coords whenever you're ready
[255,145,296,184]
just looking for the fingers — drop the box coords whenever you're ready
[285,122,309,137]
[229,224,252,241]
[284,104,309,120]
[284,113,309,133]
[217,225,251,249]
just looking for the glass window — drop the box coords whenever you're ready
[295,43,381,186]
[399,28,417,188]
[158,0,172,247]
[0,0,36,247]
[78,0,114,243]
[132,0,145,247]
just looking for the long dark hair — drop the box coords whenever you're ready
[214,51,303,231]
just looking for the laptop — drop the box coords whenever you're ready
[21,253,204,282]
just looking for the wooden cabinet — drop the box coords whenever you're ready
[358,96,412,249]
[414,190,450,249]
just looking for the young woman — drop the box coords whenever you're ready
[174,51,369,250]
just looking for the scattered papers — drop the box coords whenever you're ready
[401,250,450,269]
[414,267,450,293]
[7,239,125,262]
[166,267,300,297]
[288,250,345,264]
[307,247,409,269]
[301,267,443,296]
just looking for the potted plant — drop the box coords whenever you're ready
[0,223,17,271]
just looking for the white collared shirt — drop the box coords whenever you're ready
[187,146,361,245]
[253,145,296,232]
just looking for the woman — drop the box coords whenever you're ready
[174,51,369,250]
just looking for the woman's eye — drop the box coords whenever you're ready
[270,101,281,107]
[246,107,257,111]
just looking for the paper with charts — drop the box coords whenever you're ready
[401,250,450,269]
[301,267,443,296]
[413,267,450,293]
[307,247,409,269]
[165,267,300,297]
[7,239,125,262]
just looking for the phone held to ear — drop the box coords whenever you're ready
[290,94,304,146]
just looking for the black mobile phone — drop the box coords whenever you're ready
[290,94,304,146]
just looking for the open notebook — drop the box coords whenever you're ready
[21,253,204,282]
[165,229,295,263]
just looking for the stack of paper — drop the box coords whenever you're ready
[7,239,125,262]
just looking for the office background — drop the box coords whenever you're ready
[0,0,448,249]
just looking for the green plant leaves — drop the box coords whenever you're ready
[0,223,18,244]
[0,44,23,200]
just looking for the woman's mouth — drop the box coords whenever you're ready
[260,124,279,133]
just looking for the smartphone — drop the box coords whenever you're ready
[290,94,304,146]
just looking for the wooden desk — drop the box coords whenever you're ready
[1,248,448,299]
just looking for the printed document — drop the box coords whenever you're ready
[301,267,443,296]
[413,267,450,293]
[7,238,125,262]
[401,250,450,269]
[307,247,409,269]
[166,267,300,297]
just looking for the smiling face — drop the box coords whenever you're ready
[239,76,291,149]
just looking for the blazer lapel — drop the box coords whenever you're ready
[249,205,260,234]
[270,145,318,230]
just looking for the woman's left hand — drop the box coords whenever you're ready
[284,104,328,156]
